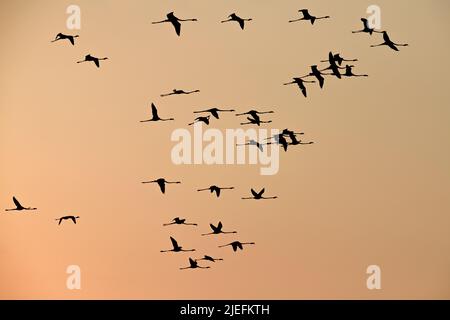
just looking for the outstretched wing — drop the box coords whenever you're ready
[217,221,223,231]
[12,196,22,208]
[251,189,258,197]
[69,36,75,45]
[158,180,166,194]
[151,103,158,118]
[172,20,181,36]
[70,216,77,224]
[237,243,243,250]
[210,223,218,232]
[215,188,221,197]
[238,18,245,30]
[257,188,265,197]
[94,58,100,68]
[170,237,178,248]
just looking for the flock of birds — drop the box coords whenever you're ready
[5,8,408,271]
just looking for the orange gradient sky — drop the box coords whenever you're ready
[1,0,449,299]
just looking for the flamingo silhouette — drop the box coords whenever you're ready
[284,77,316,97]
[321,53,358,66]
[152,12,198,36]
[242,188,277,200]
[76,54,108,68]
[161,237,195,253]
[352,18,382,35]
[202,222,237,236]
[55,216,80,225]
[142,178,180,194]
[197,185,234,197]
[196,255,223,262]
[163,217,197,226]
[265,129,304,142]
[236,110,274,119]
[371,31,408,51]
[189,115,210,126]
[161,237,195,252]
[302,65,326,89]
[342,65,368,78]
[193,108,235,119]
[319,52,347,79]
[289,9,330,25]
[288,132,314,146]
[160,89,200,97]
[219,241,255,252]
[140,103,174,123]
[221,13,252,30]
[51,33,79,45]
[180,258,210,270]
[5,197,37,212]
[266,134,289,152]
[236,139,265,152]
[240,115,272,126]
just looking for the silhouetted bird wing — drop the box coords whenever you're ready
[172,20,181,36]
[12,197,22,209]
[170,237,178,248]
[387,42,399,51]
[237,243,243,250]
[158,180,166,194]
[189,258,196,266]
[151,103,158,118]
[257,188,265,197]
[251,189,258,197]
[214,188,221,197]
[58,218,62,225]
[211,110,219,119]
[70,216,77,224]
[217,221,223,230]
[204,255,214,261]
[210,223,218,232]
[237,18,245,30]
[93,58,100,68]
[69,36,75,45]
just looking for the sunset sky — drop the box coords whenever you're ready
[1,0,449,299]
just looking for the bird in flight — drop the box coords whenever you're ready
[288,132,314,146]
[5,197,37,212]
[289,9,330,25]
[160,89,200,97]
[219,241,255,252]
[51,33,79,45]
[342,65,368,78]
[352,18,382,35]
[201,222,237,236]
[161,237,195,253]
[321,53,358,66]
[197,185,234,198]
[221,13,253,30]
[140,103,174,123]
[188,115,210,126]
[196,255,223,263]
[319,52,346,79]
[55,215,80,225]
[302,65,326,89]
[76,54,108,68]
[242,188,278,200]
[163,217,197,227]
[142,178,181,194]
[284,77,316,97]
[266,134,289,152]
[193,108,235,119]
[152,12,198,36]
[180,258,210,270]
[371,31,408,51]
[236,109,274,119]
[240,115,272,126]
[236,139,265,152]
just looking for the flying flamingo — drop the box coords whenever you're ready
[152,12,198,36]
[288,132,314,146]
[197,185,234,198]
[196,255,223,262]
[51,33,79,45]
[161,237,195,253]
[240,116,272,126]
[160,89,200,97]
[321,53,358,66]
[141,178,181,194]
[76,54,108,68]
[236,110,274,119]
[188,115,210,126]
[219,241,255,252]
[352,18,382,35]
[221,13,253,30]
[5,197,37,212]
[302,65,326,89]
[289,9,330,25]
[201,222,237,236]
[55,215,80,225]
[242,188,277,200]
[236,139,265,152]
[266,134,289,152]
[193,108,235,119]
[163,217,197,226]
[342,65,368,78]
[284,77,316,97]
[370,31,408,51]
[140,103,174,123]
[180,258,210,270]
